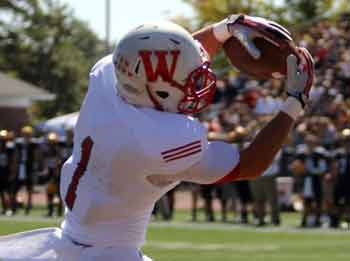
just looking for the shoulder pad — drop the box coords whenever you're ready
[90,54,114,75]
[84,54,118,110]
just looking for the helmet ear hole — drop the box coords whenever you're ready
[156,91,169,99]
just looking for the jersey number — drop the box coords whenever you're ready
[65,136,94,210]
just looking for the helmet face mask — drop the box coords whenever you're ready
[177,62,216,114]
[113,21,217,114]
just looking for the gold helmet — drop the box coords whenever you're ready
[21,125,33,135]
[0,129,8,140]
[47,132,58,143]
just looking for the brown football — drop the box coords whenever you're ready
[223,36,299,80]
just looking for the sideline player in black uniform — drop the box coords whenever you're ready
[14,126,39,215]
[332,129,350,228]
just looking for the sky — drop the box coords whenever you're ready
[62,0,194,43]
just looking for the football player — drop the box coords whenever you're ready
[0,15,314,260]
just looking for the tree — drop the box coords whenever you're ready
[284,0,350,24]
[181,0,285,28]
[175,0,349,76]
[180,0,350,29]
[0,0,105,119]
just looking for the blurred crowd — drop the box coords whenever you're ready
[155,13,350,228]
[0,126,73,217]
[176,13,350,228]
[0,14,349,229]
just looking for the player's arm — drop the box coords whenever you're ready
[238,109,293,180]
[192,25,221,60]
[192,14,292,60]
[178,112,294,184]
[179,49,314,184]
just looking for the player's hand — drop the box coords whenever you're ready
[285,47,315,108]
[226,14,293,59]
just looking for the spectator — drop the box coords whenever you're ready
[0,130,10,214]
[233,180,252,224]
[216,181,235,222]
[5,131,17,215]
[189,183,200,222]
[250,151,281,226]
[60,129,74,162]
[43,132,63,217]
[302,144,329,227]
[332,129,350,228]
[13,126,39,215]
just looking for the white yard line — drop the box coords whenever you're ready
[145,241,280,252]
[0,216,61,223]
[149,221,350,235]
[0,216,349,235]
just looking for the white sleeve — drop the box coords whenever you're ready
[143,113,208,175]
[177,141,240,184]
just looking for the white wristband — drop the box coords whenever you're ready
[280,97,303,121]
[213,19,231,43]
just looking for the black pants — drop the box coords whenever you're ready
[334,175,350,207]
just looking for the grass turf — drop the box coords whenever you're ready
[0,211,349,261]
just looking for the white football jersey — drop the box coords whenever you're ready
[60,55,213,248]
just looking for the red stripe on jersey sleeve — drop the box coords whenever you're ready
[164,148,202,162]
[163,144,201,159]
[161,140,201,155]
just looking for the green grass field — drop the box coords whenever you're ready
[0,210,349,261]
